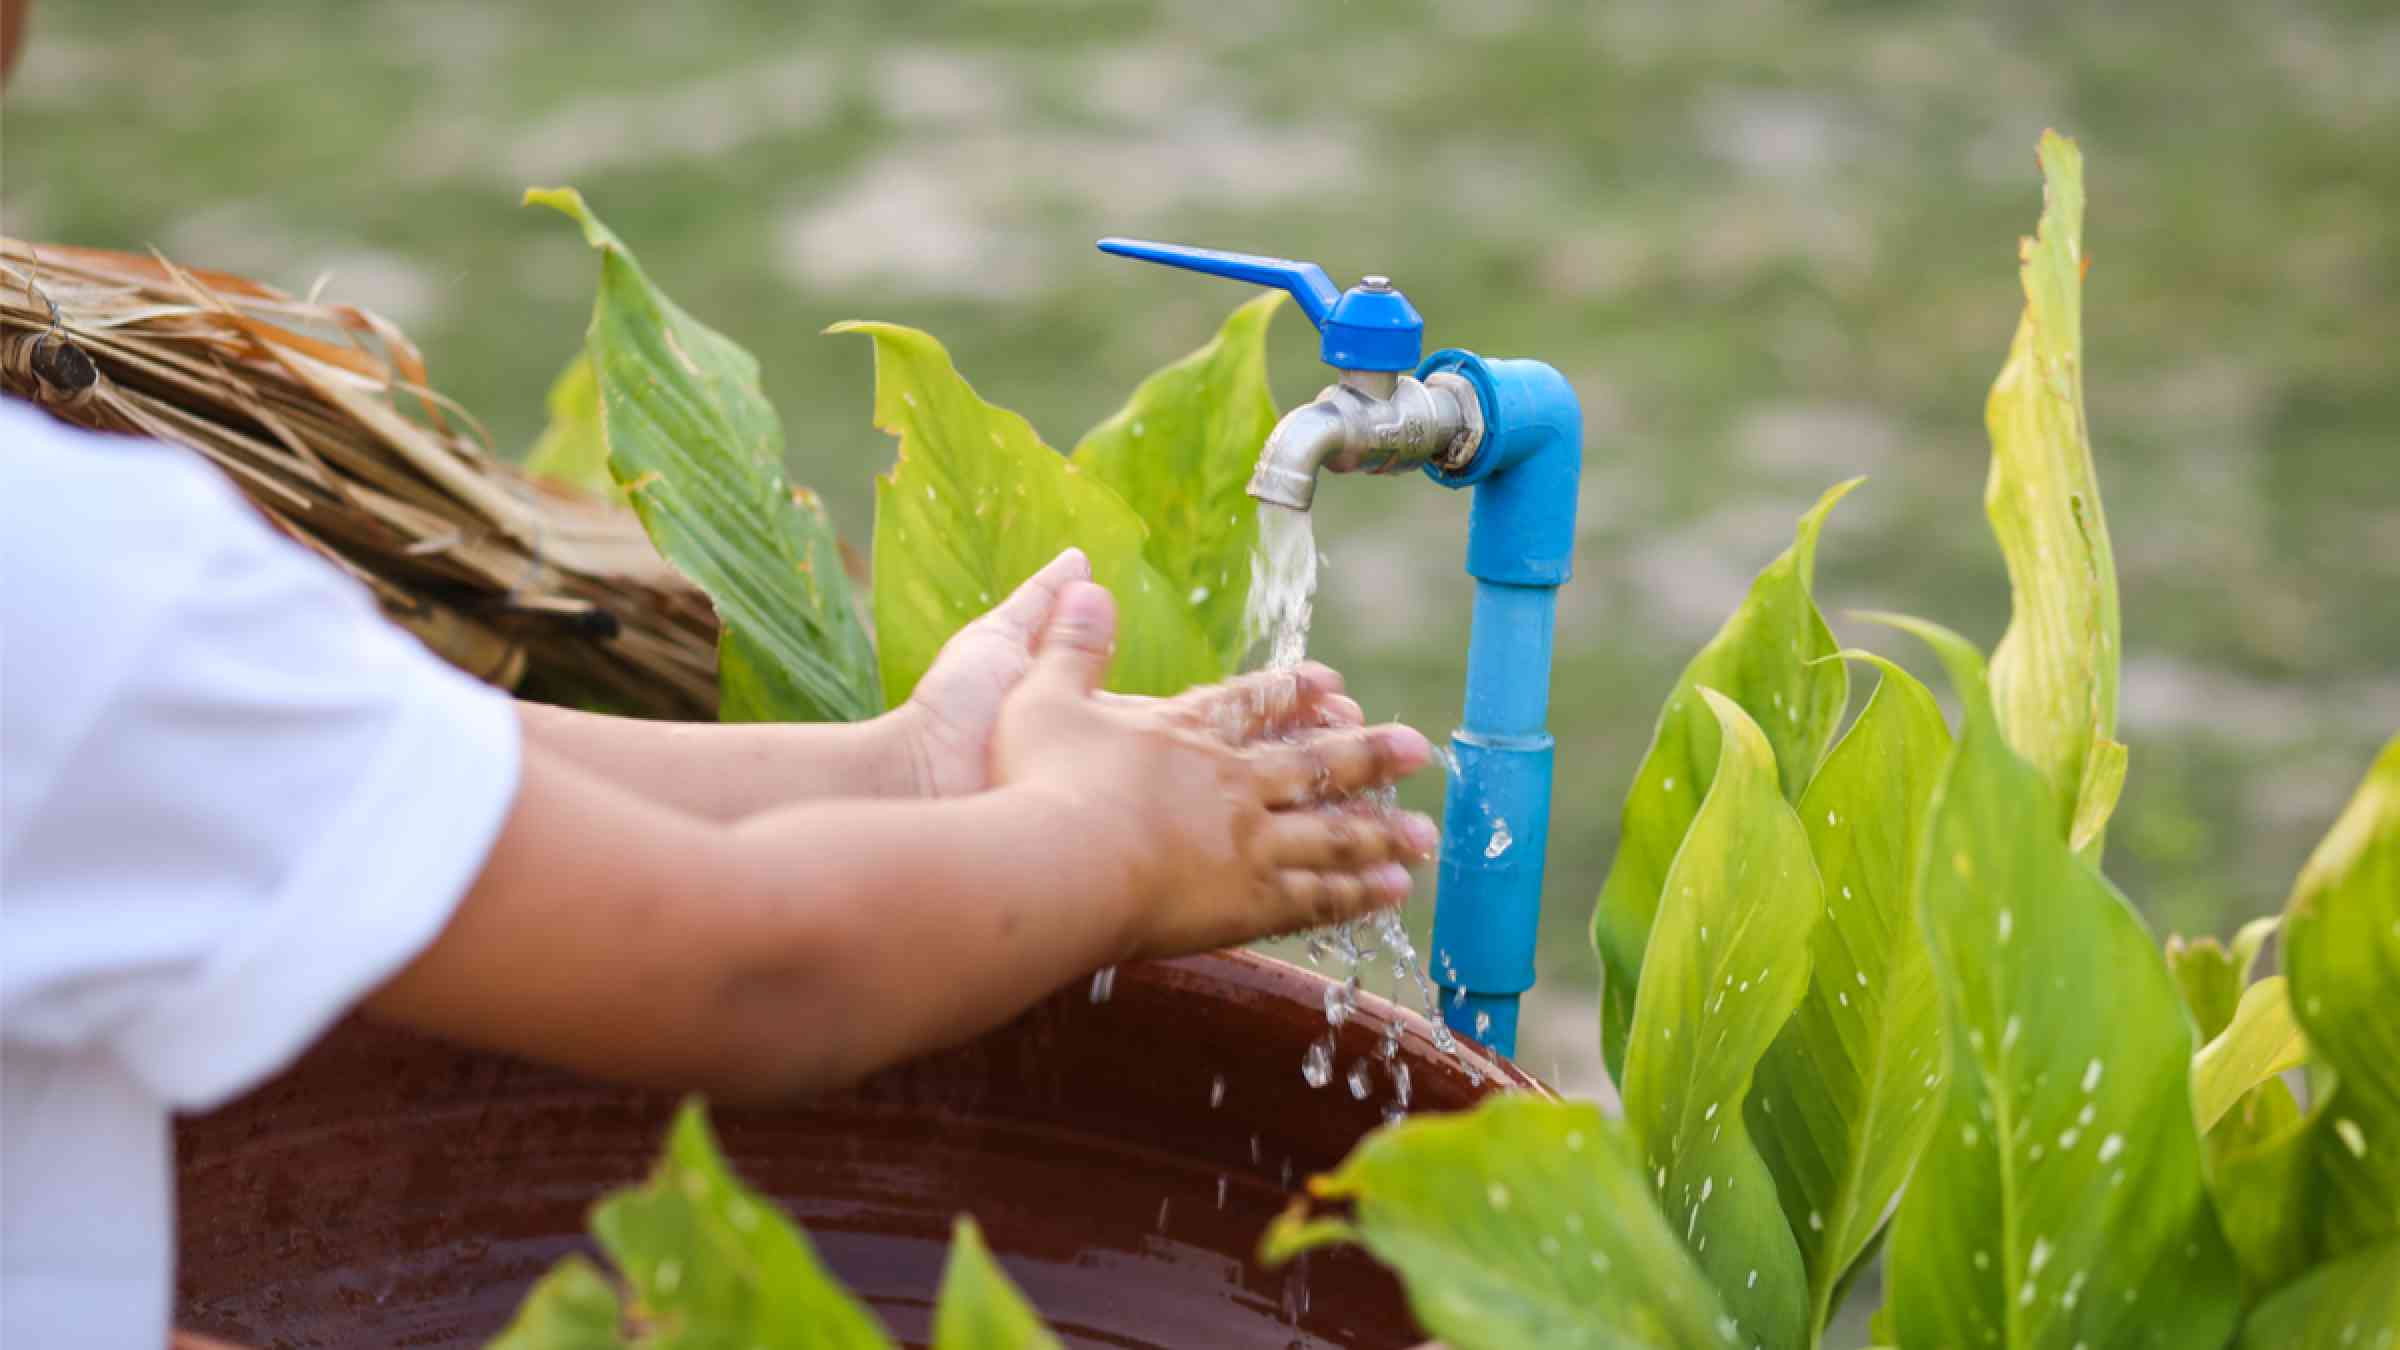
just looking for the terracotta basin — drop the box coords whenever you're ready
[174,950,1540,1348]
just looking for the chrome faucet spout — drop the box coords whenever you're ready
[1245,372,1485,513]
[1247,400,1348,511]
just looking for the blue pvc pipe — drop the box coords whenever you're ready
[1419,351,1581,1059]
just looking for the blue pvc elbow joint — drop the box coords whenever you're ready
[1418,350,1581,1059]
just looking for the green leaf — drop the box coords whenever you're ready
[2166,916,2280,1043]
[487,1257,630,1350]
[931,1217,1062,1350]
[528,187,880,724]
[1071,292,1281,669]
[1747,653,1954,1339]
[1594,479,1858,1079]
[2234,1239,2400,1350]
[834,321,1218,704]
[1262,1095,1738,1350]
[1623,688,1818,1350]
[590,1099,894,1349]
[2193,976,2309,1133]
[1883,621,2240,1350]
[2283,735,2400,1258]
[2207,740,2400,1296]
[523,351,615,497]
[1981,132,2124,862]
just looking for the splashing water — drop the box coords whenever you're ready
[1247,504,1319,670]
[1241,502,1472,1114]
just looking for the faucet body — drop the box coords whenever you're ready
[1099,240,1582,1060]
[1248,371,1482,510]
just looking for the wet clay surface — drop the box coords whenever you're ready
[176,950,1542,1348]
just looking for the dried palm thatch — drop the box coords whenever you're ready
[1,237,719,718]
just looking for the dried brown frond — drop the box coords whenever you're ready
[1,236,719,719]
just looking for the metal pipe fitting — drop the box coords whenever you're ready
[1246,371,1482,510]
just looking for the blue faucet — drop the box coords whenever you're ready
[1099,239,1582,1059]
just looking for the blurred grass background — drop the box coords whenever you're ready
[6,0,2395,1110]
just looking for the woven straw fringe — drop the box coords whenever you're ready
[1,237,719,719]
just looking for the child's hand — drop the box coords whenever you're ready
[894,549,1094,798]
[894,548,1367,797]
[992,579,1437,958]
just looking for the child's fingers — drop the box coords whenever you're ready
[1025,581,1118,696]
[1177,663,1347,742]
[986,548,1090,639]
[1273,864,1412,928]
[1259,805,1437,869]
[1251,724,1431,807]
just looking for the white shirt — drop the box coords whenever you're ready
[0,400,522,1348]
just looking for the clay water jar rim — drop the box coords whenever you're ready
[175,949,1543,1348]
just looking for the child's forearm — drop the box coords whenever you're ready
[367,743,1132,1101]
[516,702,930,819]
[703,783,1137,1093]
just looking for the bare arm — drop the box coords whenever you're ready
[364,581,1433,1102]
[515,549,1080,818]
[361,744,1141,1099]
[516,702,927,818]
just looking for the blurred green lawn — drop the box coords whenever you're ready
[7,0,2396,1110]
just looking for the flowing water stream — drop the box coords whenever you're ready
[1247,504,1471,1115]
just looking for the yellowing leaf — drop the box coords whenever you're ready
[1072,293,1282,669]
[1622,689,1818,1350]
[529,187,880,724]
[932,1217,1063,1350]
[2193,976,2310,1133]
[523,351,615,498]
[1262,1095,1736,1350]
[1983,132,2124,861]
[1593,479,1857,1078]
[1883,619,2239,1350]
[834,321,1218,704]
[1748,653,1953,1336]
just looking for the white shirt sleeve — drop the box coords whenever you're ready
[0,400,522,1111]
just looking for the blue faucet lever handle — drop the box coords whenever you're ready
[1098,238,1339,326]
[1098,237,1425,372]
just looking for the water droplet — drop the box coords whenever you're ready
[2029,1237,2053,1275]
[2002,1015,2021,1051]
[1302,1037,1333,1089]
[1210,1074,1226,1108]
[2083,1059,2104,1093]
[1475,1010,1493,1037]
[1089,966,1116,1003]
[1998,909,2014,943]
[2337,1118,2369,1158]
[1485,818,1513,858]
[1346,1059,1372,1100]
[1488,1182,1511,1210]
[1807,1210,1823,1232]
[1217,1175,1229,1209]
[1663,776,1676,791]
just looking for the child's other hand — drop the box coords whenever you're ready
[992,580,1436,958]
[894,548,1368,798]
[895,549,1094,798]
